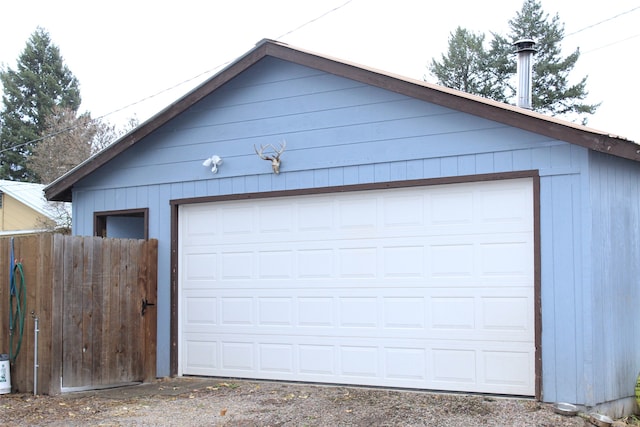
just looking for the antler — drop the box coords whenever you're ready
[254,144,270,160]
[273,140,286,156]
[253,140,286,174]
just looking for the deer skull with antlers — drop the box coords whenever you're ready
[254,140,286,174]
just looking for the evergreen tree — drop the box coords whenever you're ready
[0,27,81,181]
[429,27,507,103]
[428,0,599,123]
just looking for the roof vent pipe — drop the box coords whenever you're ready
[514,39,537,110]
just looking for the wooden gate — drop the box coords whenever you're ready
[57,236,157,391]
[0,234,157,394]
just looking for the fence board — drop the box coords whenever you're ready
[116,238,128,384]
[50,234,65,394]
[0,234,157,394]
[81,237,93,387]
[126,240,140,381]
[62,236,83,388]
[142,239,158,381]
[89,237,104,386]
[104,240,118,384]
[36,234,53,394]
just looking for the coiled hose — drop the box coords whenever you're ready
[9,241,26,363]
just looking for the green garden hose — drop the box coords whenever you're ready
[9,262,26,364]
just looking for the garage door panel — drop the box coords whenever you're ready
[181,334,535,392]
[482,350,534,389]
[182,298,533,342]
[182,252,218,281]
[258,297,295,326]
[338,197,378,229]
[184,233,532,285]
[179,178,535,395]
[297,201,334,231]
[340,346,379,378]
[181,208,219,246]
[183,339,218,374]
[181,183,532,245]
[183,296,217,327]
[257,203,294,233]
[257,250,295,278]
[298,249,334,278]
[220,297,254,325]
[260,343,295,373]
[222,341,256,371]
[182,288,533,340]
[221,206,255,235]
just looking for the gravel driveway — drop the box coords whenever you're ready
[0,377,608,426]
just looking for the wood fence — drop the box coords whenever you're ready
[0,233,157,394]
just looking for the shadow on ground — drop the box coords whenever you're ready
[63,376,223,399]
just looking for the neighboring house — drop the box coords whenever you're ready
[44,39,640,414]
[0,180,70,235]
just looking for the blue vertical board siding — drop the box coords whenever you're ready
[313,169,330,187]
[68,57,640,400]
[538,173,581,404]
[343,166,359,185]
[457,154,476,175]
[231,176,246,194]
[557,175,581,402]
[513,148,533,170]
[475,152,494,174]
[328,168,344,187]
[494,151,513,172]
[72,191,92,236]
[422,158,440,179]
[538,175,557,402]
[440,157,458,176]
[155,183,172,376]
[358,164,375,183]
[588,152,640,405]
[550,144,573,168]
[244,175,259,193]
[389,161,407,181]
[374,163,390,182]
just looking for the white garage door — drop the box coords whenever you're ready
[178,178,535,395]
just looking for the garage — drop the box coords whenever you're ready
[178,177,535,396]
[46,38,640,409]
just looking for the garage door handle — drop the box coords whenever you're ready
[141,298,155,316]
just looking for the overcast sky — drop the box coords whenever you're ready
[1,0,639,142]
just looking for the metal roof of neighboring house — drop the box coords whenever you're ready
[44,39,640,202]
[0,179,71,225]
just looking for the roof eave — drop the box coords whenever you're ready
[45,41,274,202]
[45,39,639,202]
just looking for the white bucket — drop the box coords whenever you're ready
[0,354,11,394]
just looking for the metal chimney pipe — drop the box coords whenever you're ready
[514,39,537,109]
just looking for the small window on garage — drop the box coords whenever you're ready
[94,208,148,239]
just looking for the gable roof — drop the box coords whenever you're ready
[0,179,70,223]
[45,39,639,202]
[1,180,56,217]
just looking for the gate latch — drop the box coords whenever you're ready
[141,298,155,316]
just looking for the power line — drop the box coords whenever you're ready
[0,1,354,157]
[93,0,354,124]
[276,0,353,40]
[565,5,640,37]
[91,64,228,124]
[0,60,230,156]
[582,32,640,54]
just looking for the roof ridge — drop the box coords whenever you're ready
[44,39,640,202]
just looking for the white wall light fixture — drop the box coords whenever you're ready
[202,155,223,173]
